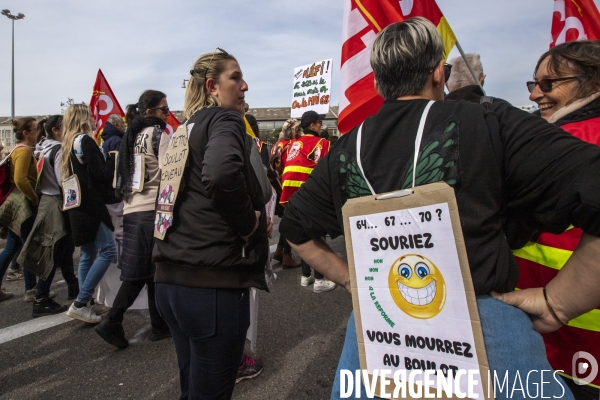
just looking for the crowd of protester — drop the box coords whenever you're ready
[1,16,600,400]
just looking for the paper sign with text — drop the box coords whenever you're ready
[131,154,145,193]
[342,182,491,400]
[154,123,191,240]
[291,59,333,118]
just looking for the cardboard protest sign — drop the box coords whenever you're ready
[291,59,333,118]
[342,182,491,399]
[154,123,191,240]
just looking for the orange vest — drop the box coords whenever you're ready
[271,139,290,156]
[279,135,329,205]
[514,117,600,389]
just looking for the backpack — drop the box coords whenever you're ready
[480,95,496,104]
[0,145,31,206]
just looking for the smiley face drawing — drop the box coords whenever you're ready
[388,254,446,319]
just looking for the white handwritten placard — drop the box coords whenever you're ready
[291,58,333,118]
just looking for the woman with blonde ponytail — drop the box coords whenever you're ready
[153,49,269,399]
[61,104,117,324]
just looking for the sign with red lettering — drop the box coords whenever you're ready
[291,59,333,118]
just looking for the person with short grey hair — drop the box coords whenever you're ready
[101,114,125,154]
[444,53,501,104]
[446,53,484,91]
[107,114,124,127]
[280,16,600,399]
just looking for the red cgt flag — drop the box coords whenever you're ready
[89,69,125,138]
[551,0,600,47]
[338,0,456,134]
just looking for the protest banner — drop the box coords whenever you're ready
[342,182,491,399]
[291,59,333,118]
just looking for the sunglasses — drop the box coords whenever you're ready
[203,47,229,81]
[151,106,169,114]
[443,63,452,82]
[526,76,578,93]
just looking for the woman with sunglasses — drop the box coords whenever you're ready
[153,49,269,399]
[94,90,171,348]
[516,40,600,400]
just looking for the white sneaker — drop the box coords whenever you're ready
[66,304,101,324]
[91,302,110,315]
[313,278,336,293]
[300,275,315,287]
[6,269,23,281]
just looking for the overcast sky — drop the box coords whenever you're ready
[0,0,598,116]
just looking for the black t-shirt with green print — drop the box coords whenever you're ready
[280,99,600,295]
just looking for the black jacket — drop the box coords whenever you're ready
[153,107,269,290]
[281,99,600,295]
[445,85,510,105]
[66,134,115,246]
[101,122,123,154]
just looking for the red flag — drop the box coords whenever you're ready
[89,69,125,138]
[551,0,600,47]
[165,111,180,137]
[339,0,456,134]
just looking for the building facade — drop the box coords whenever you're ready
[247,106,339,137]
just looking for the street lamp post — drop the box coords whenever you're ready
[1,10,25,121]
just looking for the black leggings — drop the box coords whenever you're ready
[301,259,323,279]
[106,279,167,331]
[36,234,77,299]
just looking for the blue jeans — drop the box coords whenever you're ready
[331,296,574,400]
[0,218,37,290]
[0,230,22,284]
[77,223,116,303]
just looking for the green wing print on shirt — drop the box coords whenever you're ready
[338,151,372,202]
[400,117,461,190]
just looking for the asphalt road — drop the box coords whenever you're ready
[0,219,353,400]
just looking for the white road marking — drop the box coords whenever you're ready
[0,245,280,344]
[0,313,72,345]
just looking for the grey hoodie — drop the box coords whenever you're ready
[34,138,63,196]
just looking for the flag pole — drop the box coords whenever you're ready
[454,41,486,95]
